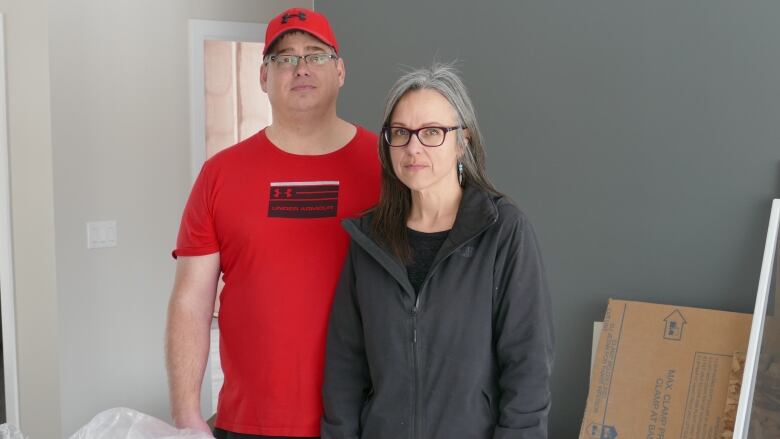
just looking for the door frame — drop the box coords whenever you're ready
[0,13,21,427]
[733,199,779,438]
[188,19,266,182]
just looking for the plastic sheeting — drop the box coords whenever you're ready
[0,424,25,439]
[68,408,213,439]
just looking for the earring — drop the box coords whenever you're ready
[457,162,464,185]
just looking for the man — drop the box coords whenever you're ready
[166,8,380,438]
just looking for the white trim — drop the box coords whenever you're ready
[0,14,21,427]
[230,42,239,147]
[188,19,265,183]
[733,199,780,438]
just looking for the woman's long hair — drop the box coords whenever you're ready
[371,63,499,263]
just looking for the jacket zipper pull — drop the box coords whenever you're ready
[412,302,418,343]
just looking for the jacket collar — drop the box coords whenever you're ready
[440,183,500,258]
[342,184,499,297]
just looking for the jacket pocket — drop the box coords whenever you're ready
[360,389,375,429]
[482,389,497,419]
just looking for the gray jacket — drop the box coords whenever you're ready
[321,185,554,439]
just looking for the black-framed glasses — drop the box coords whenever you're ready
[267,53,338,68]
[382,126,464,147]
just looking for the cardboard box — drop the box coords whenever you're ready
[580,299,752,439]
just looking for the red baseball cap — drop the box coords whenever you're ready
[263,8,339,55]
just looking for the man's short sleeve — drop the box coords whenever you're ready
[172,163,220,258]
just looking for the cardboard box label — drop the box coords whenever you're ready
[681,352,732,437]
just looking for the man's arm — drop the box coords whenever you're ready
[165,253,220,433]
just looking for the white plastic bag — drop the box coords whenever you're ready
[0,424,26,439]
[68,408,213,439]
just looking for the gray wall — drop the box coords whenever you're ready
[319,1,780,436]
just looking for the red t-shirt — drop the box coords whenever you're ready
[174,127,380,436]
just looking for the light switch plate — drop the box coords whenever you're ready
[86,220,117,249]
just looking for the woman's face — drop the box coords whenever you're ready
[388,89,462,196]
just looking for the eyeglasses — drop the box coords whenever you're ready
[382,126,464,147]
[266,53,338,68]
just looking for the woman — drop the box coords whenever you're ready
[321,64,554,439]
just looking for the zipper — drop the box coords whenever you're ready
[411,300,419,439]
[408,222,495,439]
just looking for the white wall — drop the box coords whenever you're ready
[0,1,60,438]
[47,1,308,436]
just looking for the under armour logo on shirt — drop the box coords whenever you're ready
[268,181,340,219]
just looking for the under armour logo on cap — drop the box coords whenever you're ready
[281,12,306,24]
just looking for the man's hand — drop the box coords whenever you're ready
[173,411,212,435]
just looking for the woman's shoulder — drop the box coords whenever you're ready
[492,193,531,228]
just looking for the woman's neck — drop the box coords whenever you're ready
[407,184,462,233]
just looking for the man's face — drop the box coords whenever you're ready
[260,32,345,116]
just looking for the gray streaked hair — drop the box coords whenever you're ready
[372,63,499,262]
